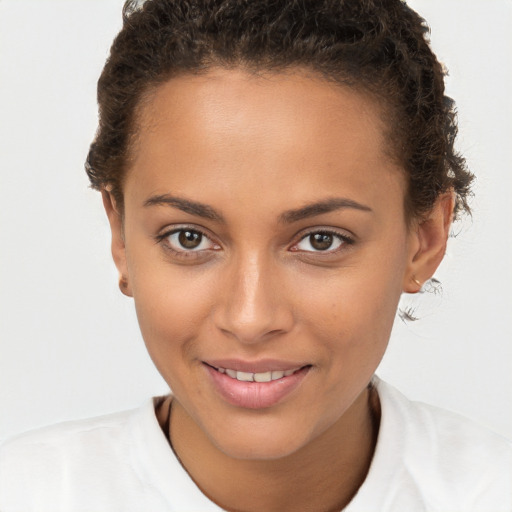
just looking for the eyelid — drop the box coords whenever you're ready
[289,227,355,253]
[155,224,221,256]
[156,223,216,241]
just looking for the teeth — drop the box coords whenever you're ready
[218,367,300,382]
[254,371,272,383]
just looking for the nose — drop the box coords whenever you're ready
[213,251,294,344]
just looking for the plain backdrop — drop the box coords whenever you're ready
[1,0,511,443]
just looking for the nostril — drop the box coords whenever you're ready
[265,329,286,338]
[212,272,295,344]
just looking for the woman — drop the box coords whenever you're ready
[1,0,511,510]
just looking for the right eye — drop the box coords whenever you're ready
[163,228,219,253]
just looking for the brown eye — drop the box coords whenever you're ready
[310,233,334,251]
[162,228,220,255]
[178,230,202,249]
[293,230,348,253]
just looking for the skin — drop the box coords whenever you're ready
[103,68,453,512]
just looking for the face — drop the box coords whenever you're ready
[107,68,446,460]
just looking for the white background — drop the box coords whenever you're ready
[0,0,511,443]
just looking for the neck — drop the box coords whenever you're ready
[163,386,379,512]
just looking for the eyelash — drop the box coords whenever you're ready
[291,229,355,255]
[155,226,220,260]
[155,226,355,259]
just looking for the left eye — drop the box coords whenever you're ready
[166,229,217,252]
[294,232,347,252]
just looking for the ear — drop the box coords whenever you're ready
[102,189,133,297]
[403,191,454,293]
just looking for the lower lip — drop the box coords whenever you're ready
[205,364,311,409]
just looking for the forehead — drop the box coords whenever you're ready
[136,67,387,154]
[126,68,405,218]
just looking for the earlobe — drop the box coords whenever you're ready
[101,189,133,297]
[403,191,454,294]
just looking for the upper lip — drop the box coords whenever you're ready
[204,359,309,373]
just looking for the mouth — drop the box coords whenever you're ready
[203,361,312,409]
[205,363,306,383]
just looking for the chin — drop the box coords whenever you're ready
[217,434,307,461]
[206,417,316,461]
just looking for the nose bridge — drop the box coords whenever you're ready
[215,247,292,343]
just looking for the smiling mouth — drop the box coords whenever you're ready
[205,363,310,383]
[204,362,312,409]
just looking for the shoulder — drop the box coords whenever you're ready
[358,378,512,511]
[1,405,137,464]
[377,377,512,465]
[0,399,162,510]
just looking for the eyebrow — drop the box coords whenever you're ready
[143,194,372,224]
[143,194,225,222]
[279,197,373,223]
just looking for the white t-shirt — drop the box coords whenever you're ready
[1,377,511,511]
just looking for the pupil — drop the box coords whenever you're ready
[311,233,333,250]
[178,230,202,249]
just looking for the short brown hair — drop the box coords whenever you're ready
[86,0,473,219]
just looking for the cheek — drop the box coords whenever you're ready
[127,254,217,363]
[299,264,403,339]
[295,241,407,370]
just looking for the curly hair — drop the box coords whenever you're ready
[85,0,473,220]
